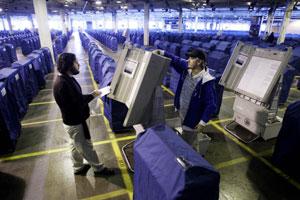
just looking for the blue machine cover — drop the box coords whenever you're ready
[0,67,28,119]
[27,53,46,89]
[40,47,54,73]
[32,49,48,74]
[0,81,21,152]
[134,124,220,200]
[3,43,17,63]
[272,100,300,181]
[21,39,33,55]
[11,58,39,101]
[0,45,11,68]
[279,67,297,104]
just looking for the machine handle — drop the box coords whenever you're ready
[176,156,193,168]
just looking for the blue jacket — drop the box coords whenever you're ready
[165,51,217,129]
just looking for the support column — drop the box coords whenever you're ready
[33,0,55,62]
[1,16,6,31]
[70,18,73,31]
[112,11,117,33]
[194,15,198,33]
[265,8,273,35]
[277,0,295,44]
[6,14,13,34]
[60,9,67,35]
[162,20,166,32]
[127,17,129,29]
[144,2,149,46]
[178,8,182,33]
[28,14,35,31]
[270,12,275,32]
[66,14,70,32]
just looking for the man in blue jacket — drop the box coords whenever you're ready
[154,49,217,147]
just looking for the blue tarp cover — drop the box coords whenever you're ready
[0,67,28,119]
[11,58,38,101]
[134,124,220,200]
[272,100,300,182]
[0,81,21,152]
[27,53,46,89]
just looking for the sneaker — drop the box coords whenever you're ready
[74,164,91,175]
[94,167,115,176]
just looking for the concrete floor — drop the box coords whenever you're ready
[0,32,300,200]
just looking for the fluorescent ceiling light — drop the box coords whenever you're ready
[95,1,102,5]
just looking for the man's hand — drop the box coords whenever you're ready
[91,90,102,98]
[195,124,204,133]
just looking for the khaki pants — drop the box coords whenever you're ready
[63,121,104,173]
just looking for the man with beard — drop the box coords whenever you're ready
[53,53,115,176]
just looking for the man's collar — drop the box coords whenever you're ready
[188,69,204,81]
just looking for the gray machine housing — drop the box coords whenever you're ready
[219,41,292,141]
[108,45,171,127]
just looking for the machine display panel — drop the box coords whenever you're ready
[236,56,281,99]
[235,54,248,68]
[123,58,138,78]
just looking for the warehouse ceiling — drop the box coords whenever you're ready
[0,0,298,15]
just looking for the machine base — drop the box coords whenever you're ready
[225,118,282,143]
[225,121,260,143]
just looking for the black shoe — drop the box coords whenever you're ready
[94,167,115,176]
[74,164,91,175]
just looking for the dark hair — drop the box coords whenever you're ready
[57,53,76,74]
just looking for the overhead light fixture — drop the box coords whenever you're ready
[95,1,102,5]
[120,5,128,9]
[52,10,58,12]
[203,3,207,6]
[116,0,122,3]
[64,4,69,7]
[0,8,2,12]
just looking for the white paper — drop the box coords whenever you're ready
[98,86,111,97]
[237,56,281,99]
